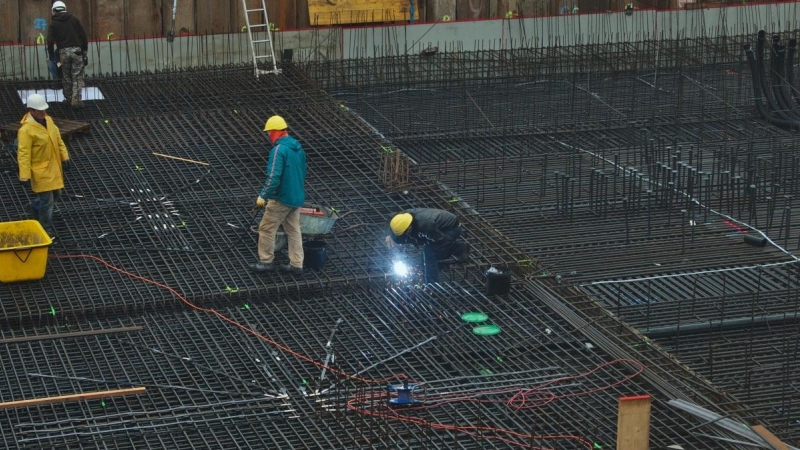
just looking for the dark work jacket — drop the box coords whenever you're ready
[390,208,460,246]
[47,12,88,58]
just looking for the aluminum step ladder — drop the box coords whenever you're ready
[241,0,280,77]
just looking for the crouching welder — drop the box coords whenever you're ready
[385,208,470,283]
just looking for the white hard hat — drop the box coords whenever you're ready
[27,94,49,111]
[52,1,67,12]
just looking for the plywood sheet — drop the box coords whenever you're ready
[128,0,162,37]
[308,0,419,26]
[0,1,20,43]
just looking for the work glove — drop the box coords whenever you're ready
[384,235,395,249]
[19,178,30,186]
[62,160,72,171]
[256,197,266,208]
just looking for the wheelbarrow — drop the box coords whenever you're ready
[271,205,339,251]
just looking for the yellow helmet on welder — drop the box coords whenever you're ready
[264,115,288,131]
[390,213,413,236]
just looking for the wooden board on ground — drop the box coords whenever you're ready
[0,118,91,142]
[751,425,789,450]
[308,0,418,26]
[0,387,146,410]
[617,395,651,450]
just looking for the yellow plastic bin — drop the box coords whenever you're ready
[0,220,53,283]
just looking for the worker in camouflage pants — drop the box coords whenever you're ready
[58,48,86,107]
[47,1,88,108]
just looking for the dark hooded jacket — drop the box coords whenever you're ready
[389,208,460,246]
[47,12,88,59]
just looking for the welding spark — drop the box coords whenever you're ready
[393,260,410,277]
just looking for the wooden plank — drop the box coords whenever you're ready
[276,0,297,30]
[425,0,454,22]
[751,425,789,450]
[1,118,91,142]
[617,395,651,450]
[18,2,52,44]
[95,0,126,42]
[0,387,146,410]
[235,0,273,32]
[308,0,418,26]
[0,1,20,44]
[163,0,195,36]
[456,0,489,20]
[297,0,311,28]
[128,0,162,37]
[68,0,93,41]
[231,1,247,33]
[0,326,144,344]
[196,0,233,34]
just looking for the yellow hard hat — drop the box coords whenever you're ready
[390,213,413,236]
[263,115,288,131]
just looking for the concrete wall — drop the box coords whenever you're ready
[1,3,799,79]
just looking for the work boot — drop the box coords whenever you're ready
[279,264,303,275]
[249,261,276,273]
[71,102,85,109]
[456,242,470,263]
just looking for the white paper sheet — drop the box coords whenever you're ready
[17,87,105,104]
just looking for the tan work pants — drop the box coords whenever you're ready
[257,199,304,268]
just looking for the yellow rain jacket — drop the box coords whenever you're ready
[17,113,70,193]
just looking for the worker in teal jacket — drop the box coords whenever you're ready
[249,115,307,275]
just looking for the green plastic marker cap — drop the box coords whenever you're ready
[461,312,488,323]
[473,324,501,336]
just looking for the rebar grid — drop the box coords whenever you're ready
[0,67,522,325]
[0,283,739,449]
[0,24,797,447]
[300,29,800,445]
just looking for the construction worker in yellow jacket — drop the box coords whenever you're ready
[17,93,71,237]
